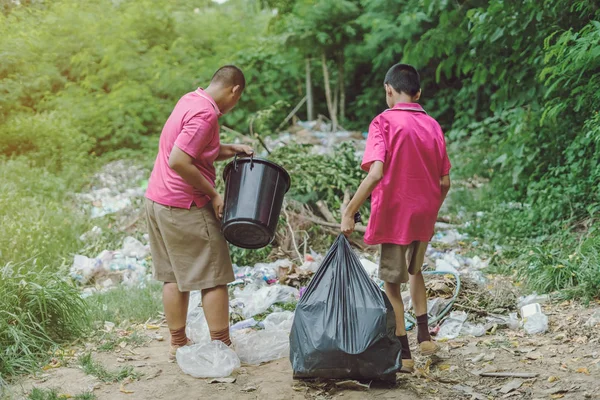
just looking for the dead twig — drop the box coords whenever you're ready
[479,372,539,378]
[316,200,336,223]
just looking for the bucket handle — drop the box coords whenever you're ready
[233,153,255,172]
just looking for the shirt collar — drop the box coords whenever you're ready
[195,88,222,117]
[390,102,426,113]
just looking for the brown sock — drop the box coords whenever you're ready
[416,314,431,343]
[397,335,412,360]
[170,326,188,347]
[210,327,232,346]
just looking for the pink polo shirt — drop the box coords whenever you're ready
[362,102,451,245]
[145,88,222,209]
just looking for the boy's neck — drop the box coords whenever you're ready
[204,85,227,113]
[392,92,418,105]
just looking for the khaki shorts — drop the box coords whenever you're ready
[379,242,428,284]
[145,199,234,292]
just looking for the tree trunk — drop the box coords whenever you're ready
[338,57,345,124]
[321,51,338,131]
[305,57,314,121]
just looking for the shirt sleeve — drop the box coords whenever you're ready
[361,115,387,172]
[174,115,215,159]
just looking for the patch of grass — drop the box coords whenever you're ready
[27,388,97,400]
[96,330,149,352]
[86,282,163,325]
[77,353,141,383]
[0,267,89,378]
[0,158,96,271]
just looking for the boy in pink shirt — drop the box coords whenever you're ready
[145,65,253,359]
[341,64,451,373]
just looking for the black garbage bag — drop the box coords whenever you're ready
[290,235,402,380]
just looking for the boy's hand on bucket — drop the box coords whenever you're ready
[235,145,254,156]
[341,215,355,237]
[212,194,225,219]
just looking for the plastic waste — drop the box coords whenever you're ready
[231,318,258,332]
[79,226,102,242]
[121,236,149,259]
[520,302,542,318]
[260,311,294,331]
[517,293,549,309]
[461,322,486,337]
[359,258,379,277]
[523,311,548,335]
[290,235,402,380]
[585,309,600,327]
[436,259,459,274]
[234,284,298,318]
[186,306,211,345]
[428,297,451,319]
[437,311,468,340]
[232,327,290,365]
[176,341,241,378]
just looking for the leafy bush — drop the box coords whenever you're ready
[270,142,367,218]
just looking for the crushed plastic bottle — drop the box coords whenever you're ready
[176,341,240,378]
[435,259,459,274]
[437,311,468,340]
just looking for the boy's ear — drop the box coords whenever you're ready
[232,85,242,96]
[414,89,422,101]
[385,84,393,97]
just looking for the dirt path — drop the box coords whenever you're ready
[9,302,600,400]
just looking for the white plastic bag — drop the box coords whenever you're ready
[261,311,294,332]
[176,341,240,378]
[461,322,486,337]
[232,328,290,365]
[437,311,468,340]
[186,306,211,345]
[523,312,548,334]
[234,285,298,318]
[585,309,600,327]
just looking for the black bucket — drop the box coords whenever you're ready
[222,154,291,249]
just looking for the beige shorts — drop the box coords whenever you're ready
[379,241,428,284]
[145,199,234,292]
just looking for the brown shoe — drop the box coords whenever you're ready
[399,359,414,374]
[419,340,440,356]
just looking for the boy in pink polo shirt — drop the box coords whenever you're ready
[341,64,451,373]
[145,65,253,359]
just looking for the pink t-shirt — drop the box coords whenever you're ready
[362,102,451,245]
[145,88,222,209]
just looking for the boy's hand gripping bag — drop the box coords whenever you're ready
[290,235,402,380]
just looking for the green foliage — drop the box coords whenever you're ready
[0,267,88,377]
[270,142,368,218]
[27,388,97,400]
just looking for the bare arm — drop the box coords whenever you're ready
[341,161,384,235]
[216,144,254,161]
[169,145,224,217]
[440,174,451,208]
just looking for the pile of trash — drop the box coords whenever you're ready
[264,120,365,156]
[70,236,151,296]
[75,160,147,219]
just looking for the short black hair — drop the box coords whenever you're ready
[384,64,420,96]
[210,65,246,89]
